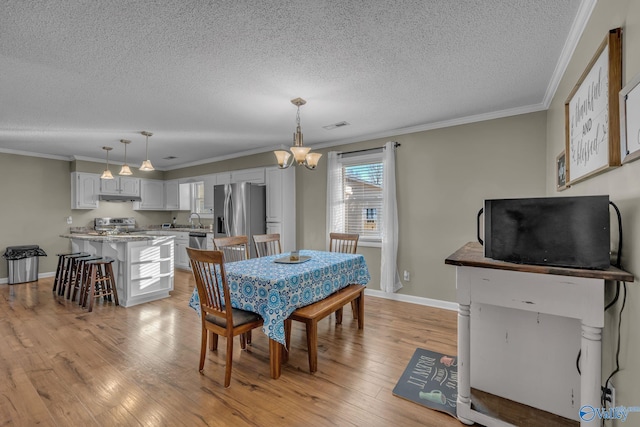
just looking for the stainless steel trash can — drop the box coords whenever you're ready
[3,245,47,284]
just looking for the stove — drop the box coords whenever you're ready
[94,217,137,234]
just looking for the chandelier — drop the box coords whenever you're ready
[274,98,322,170]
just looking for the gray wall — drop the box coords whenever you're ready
[545,0,640,412]
[297,112,547,301]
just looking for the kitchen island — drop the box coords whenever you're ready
[60,233,174,307]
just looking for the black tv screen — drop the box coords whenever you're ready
[483,195,610,269]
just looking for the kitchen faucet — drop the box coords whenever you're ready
[189,213,203,229]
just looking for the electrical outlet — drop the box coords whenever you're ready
[609,383,616,409]
[66,216,72,224]
[403,270,410,281]
[604,382,616,409]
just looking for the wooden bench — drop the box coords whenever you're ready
[284,284,365,372]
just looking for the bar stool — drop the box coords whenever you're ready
[69,255,103,302]
[82,257,119,312]
[53,252,89,296]
[53,252,80,294]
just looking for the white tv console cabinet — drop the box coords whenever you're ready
[446,242,633,427]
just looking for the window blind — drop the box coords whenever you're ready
[342,161,384,240]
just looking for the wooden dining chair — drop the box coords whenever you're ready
[187,248,264,388]
[212,235,250,262]
[329,232,359,254]
[253,233,282,258]
[329,232,360,322]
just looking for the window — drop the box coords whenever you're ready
[329,152,384,245]
[192,182,206,214]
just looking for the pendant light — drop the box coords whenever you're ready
[119,139,133,175]
[139,131,154,171]
[100,146,114,179]
[274,98,322,170]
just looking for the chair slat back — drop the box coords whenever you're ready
[187,248,231,320]
[329,232,359,254]
[253,233,282,258]
[213,235,250,262]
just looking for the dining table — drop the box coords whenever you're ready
[188,249,371,379]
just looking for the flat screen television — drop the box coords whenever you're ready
[481,195,611,269]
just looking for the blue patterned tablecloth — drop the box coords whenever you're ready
[189,249,370,344]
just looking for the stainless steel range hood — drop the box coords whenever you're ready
[99,194,142,202]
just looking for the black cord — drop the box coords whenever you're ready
[577,201,624,378]
[605,202,623,311]
[604,282,627,396]
[603,202,626,392]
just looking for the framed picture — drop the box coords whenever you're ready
[619,71,640,164]
[565,28,622,185]
[556,150,569,191]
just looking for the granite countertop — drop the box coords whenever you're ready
[60,233,175,243]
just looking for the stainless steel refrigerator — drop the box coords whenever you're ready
[213,182,266,258]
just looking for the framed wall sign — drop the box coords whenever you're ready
[565,28,622,185]
[619,71,640,164]
[556,150,568,191]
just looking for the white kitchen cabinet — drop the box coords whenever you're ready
[135,179,165,210]
[231,168,265,184]
[71,172,100,209]
[164,180,192,211]
[100,176,140,196]
[202,173,232,213]
[174,232,190,270]
[202,174,217,213]
[265,166,295,252]
[206,233,214,250]
[164,180,180,210]
[216,172,231,185]
[146,231,190,270]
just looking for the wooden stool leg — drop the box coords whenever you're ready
[106,262,118,306]
[53,255,65,293]
[80,262,91,307]
[67,257,85,300]
[87,264,97,312]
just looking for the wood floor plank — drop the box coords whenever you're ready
[1,270,570,426]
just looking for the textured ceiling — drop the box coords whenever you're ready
[0,0,589,170]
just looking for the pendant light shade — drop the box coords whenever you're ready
[273,98,322,170]
[139,131,155,171]
[100,146,114,179]
[119,139,133,175]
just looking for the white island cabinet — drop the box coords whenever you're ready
[64,234,174,307]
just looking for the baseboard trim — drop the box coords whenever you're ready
[0,271,55,285]
[0,273,458,313]
[365,288,458,311]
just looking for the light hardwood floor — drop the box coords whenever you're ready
[0,270,460,426]
[0,271,576,426]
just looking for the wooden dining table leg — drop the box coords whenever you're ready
[269,339,282,379]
